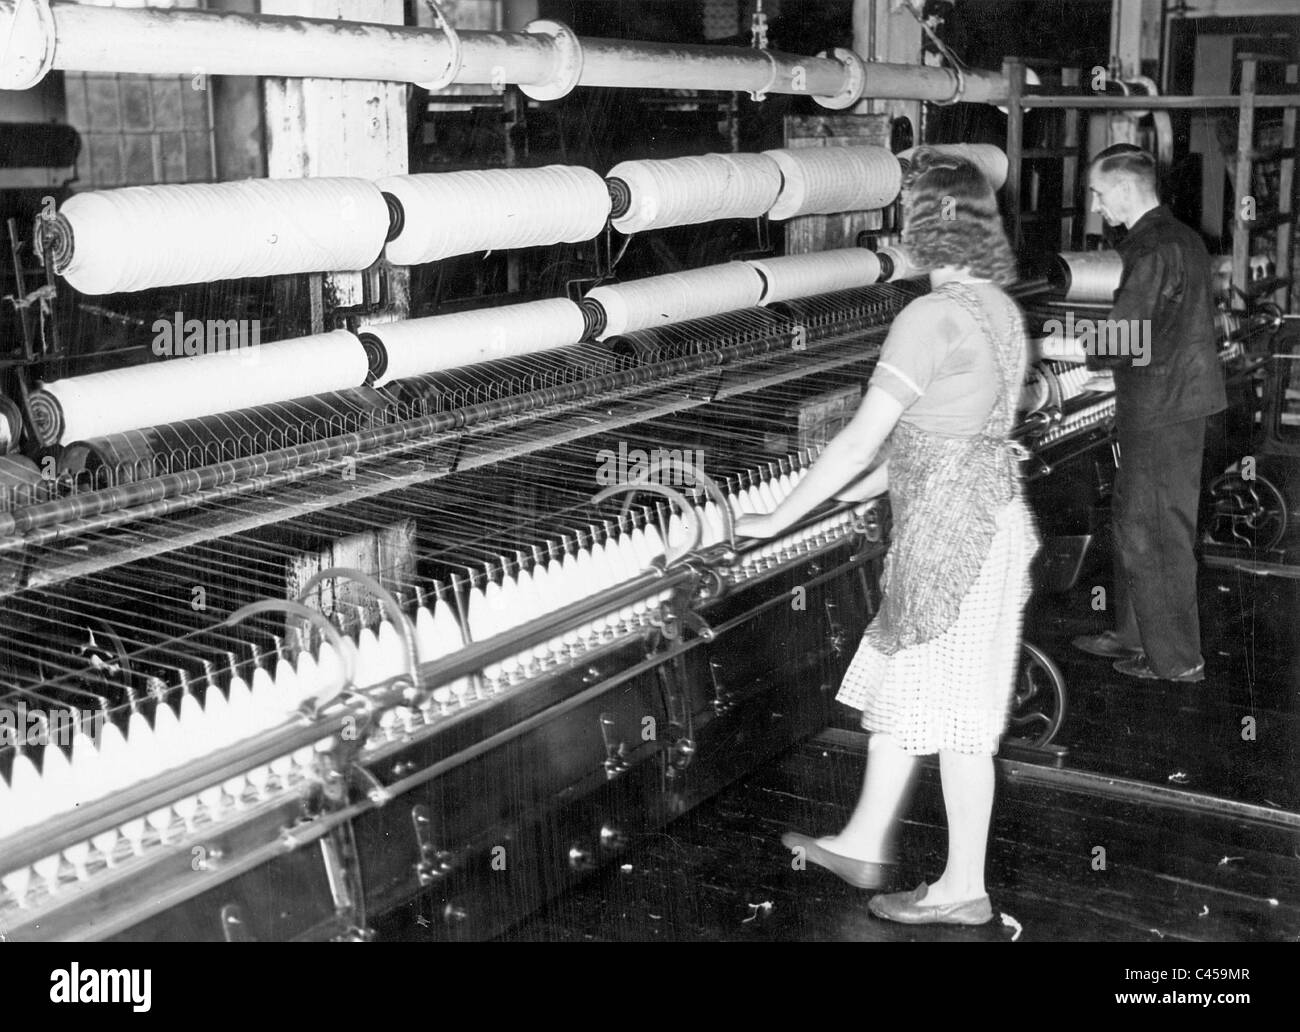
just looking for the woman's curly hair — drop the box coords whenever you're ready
[900,147,1017,285]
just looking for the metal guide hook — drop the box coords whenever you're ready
[295,566,422,696]
[681,465,737,552]
[591,479,700,568]
[749,48,778,102]
[220,598,358,702]
[415,0,463,91]
[604,450,736,551]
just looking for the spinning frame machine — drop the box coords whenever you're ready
[0,265,928,942]
[0,130,935,941]
[0,5,1260,943]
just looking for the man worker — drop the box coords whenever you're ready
[1071,144,1227,682]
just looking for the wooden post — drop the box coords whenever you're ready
[851,0,873,117]
[211,0,265,182]
[1003,58,1025,254]
[1231,58,1257,313]
[1108,0,1161,145]
[1111,0,1162,81]
[1276,63,1296,312]
[851,0,923,139]
[261,0,410,323]
[1062,67,1081,251]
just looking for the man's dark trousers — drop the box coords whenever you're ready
[1112,415,1207,675]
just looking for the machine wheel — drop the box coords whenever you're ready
[1203,470,1289,552]
[1003,641,1067,749]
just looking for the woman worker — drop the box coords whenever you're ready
[736,148,1039,926]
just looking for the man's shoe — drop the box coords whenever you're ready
[1072,631,1143,659]
[780,832,894,890]
[868,882,994,926]
[1113,655,1206,683]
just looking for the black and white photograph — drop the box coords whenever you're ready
[0,0,1295,976]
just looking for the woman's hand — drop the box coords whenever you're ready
[734,513,780,540]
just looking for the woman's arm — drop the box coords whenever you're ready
[833,460,888,503]
[735,386,904,539]
[835,438,890,502]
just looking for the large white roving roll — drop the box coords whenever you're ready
[380,165,611,265]
[39,330,369,443]
[56,178,389,294]
[1056,250,1125,302]
[363,299,586,386]
[748,249,883,304]
[764,146,902,220]
[607,152,781,233]
[585,263,765,340]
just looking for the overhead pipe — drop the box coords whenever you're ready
[0,0,1008,106]
[573,38,1007,106]
[0,0,552,92]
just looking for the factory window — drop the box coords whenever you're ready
[62,0,216,189]
[702,0,742,40]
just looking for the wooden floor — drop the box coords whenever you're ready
[502,730,1300,942]
[501,559,1300,942]
[1021,563,1299,811]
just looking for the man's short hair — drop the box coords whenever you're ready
[1091,143,1158,193]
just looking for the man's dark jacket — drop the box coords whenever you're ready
[1087,205,1227,430]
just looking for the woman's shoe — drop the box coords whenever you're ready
[780,832,894,890]
[868,882,994,926]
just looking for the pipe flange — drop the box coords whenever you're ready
[0,0,56,91]
[813,48,867,110]
[414,0,463,91]
[932,63,966,106]
[521,19,583,101]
